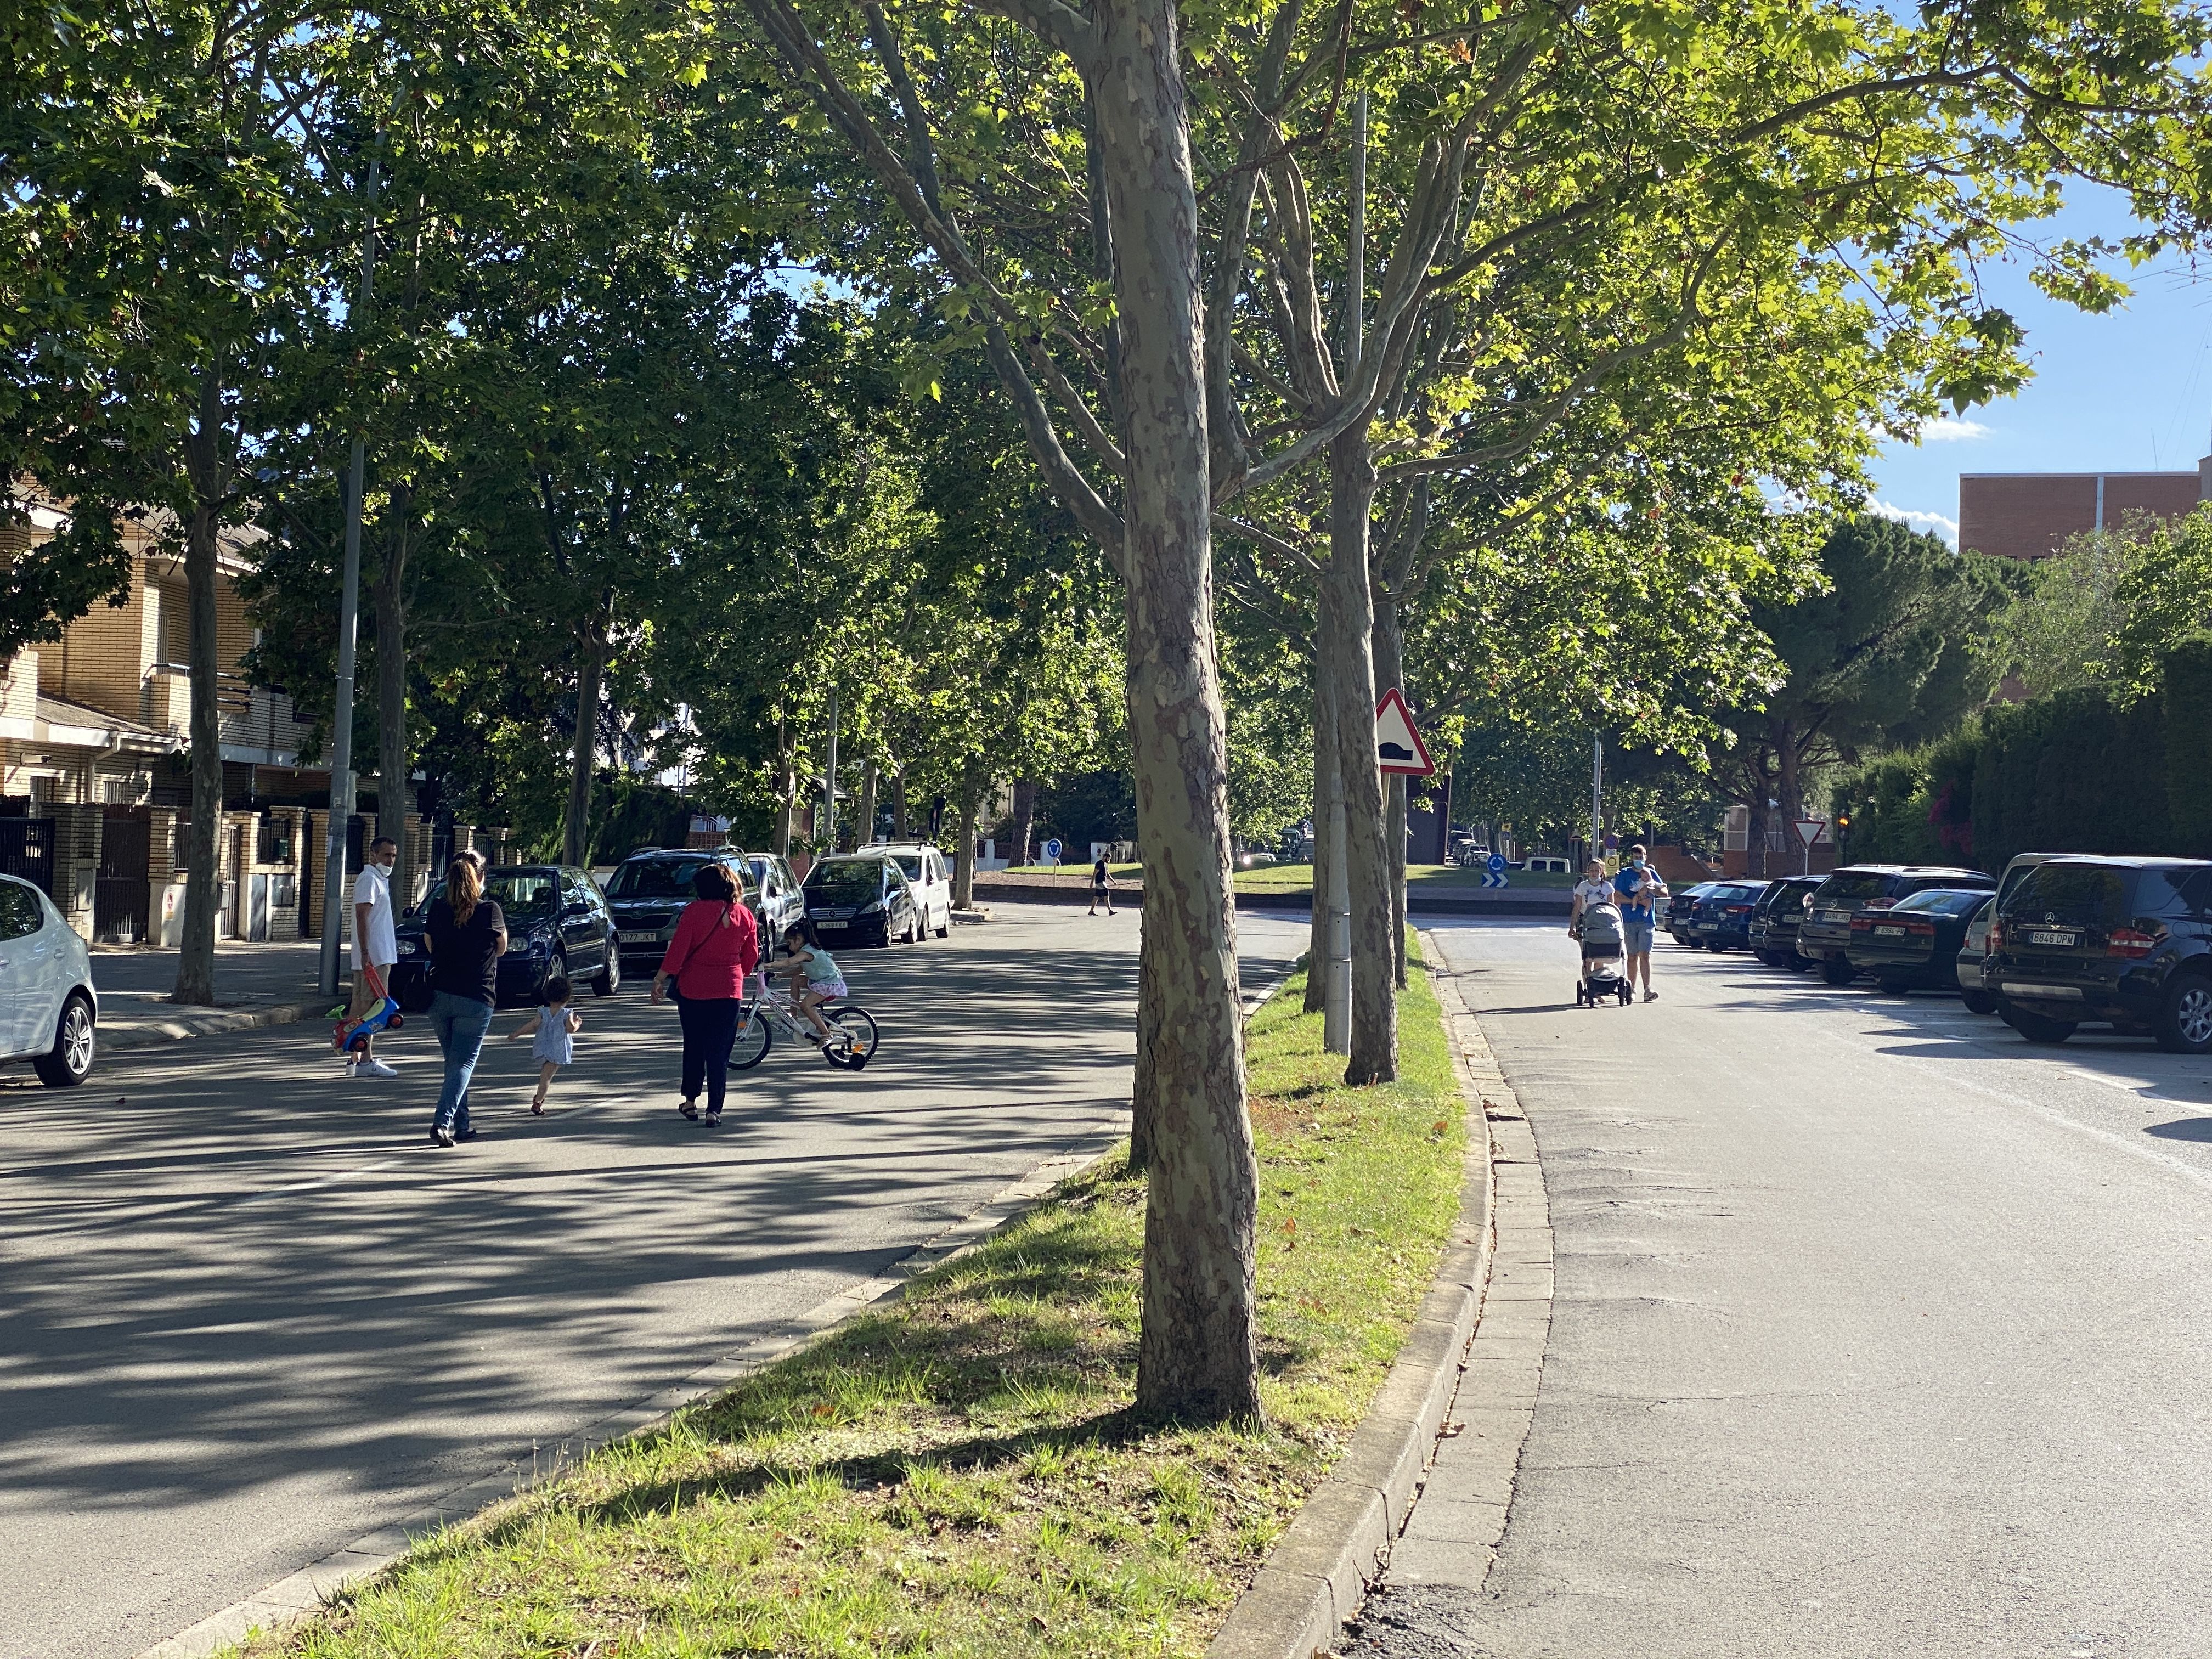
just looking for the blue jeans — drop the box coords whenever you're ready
[429,991,495,1134]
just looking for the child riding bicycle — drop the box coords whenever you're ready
[774,920,847,1046]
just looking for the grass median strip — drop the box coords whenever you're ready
[244,941,1462,1659]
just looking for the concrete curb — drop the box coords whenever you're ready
[138,960,1308,1659]
[973,882,1570,918]
[100,997,327,1055]
[1205,935,1502,1659]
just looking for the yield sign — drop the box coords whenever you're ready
[1375,689,1435,776]
[1795,817,1829,848]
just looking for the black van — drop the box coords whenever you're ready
[1988,856,2212,1048]
[1799,864,1995,985]
[1749,874,1824,967]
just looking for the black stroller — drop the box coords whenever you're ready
[1573,900,1634,1007]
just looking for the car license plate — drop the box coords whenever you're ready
[2028,930,2078,947]
[1822,910,1851,923]
[1874,924,1905,937]
[817,921,845,932]
[619,930,658,944]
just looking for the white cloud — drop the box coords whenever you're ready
[1920,416,1993,442]
[1870,501,1960,545]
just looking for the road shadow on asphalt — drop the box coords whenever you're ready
[0,907,1301,1547]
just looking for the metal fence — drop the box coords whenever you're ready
[0,817,55,897]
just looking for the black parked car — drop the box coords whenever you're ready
[802,853,924,947]
[1688,880,1771,952]
[1844,887,1993,995]
[603,848,754,977]
[1799,864,1995,985]
[1667,882,1720,946]
[1748,875,1824,967]
[392,864,618,1009]
[1952,853,2061,1015]
[1989,856,2212,1048]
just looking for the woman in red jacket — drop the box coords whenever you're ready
[651,864,761,1126]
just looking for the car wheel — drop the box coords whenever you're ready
[541,950,566,1001]
[2007,1005,2076,1045]
[35,992,95,1087]
[1878,978,1913,997]
[592,943,620,997]
[935,907,949,939]
[2154,972,2212,1053]
[1820,956,1857,986]
[1961,990,2000,1015]
[1707,939,1728,953]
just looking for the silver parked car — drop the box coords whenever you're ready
[0,874,98,1085]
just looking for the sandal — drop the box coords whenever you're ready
[704,1111,722,1128]
[676,1101,699,1121]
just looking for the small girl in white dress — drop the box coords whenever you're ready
[509,974,582,1115]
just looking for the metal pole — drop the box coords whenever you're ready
[823,690,838,853]
[318,148,382,1001]
[1590,732,1604,865]
[1325,768,1352,1054]
[1321,89,1365,1053]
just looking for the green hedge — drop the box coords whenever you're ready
[1832,636,2212,871]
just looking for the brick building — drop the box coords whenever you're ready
[1958,457,2211,560]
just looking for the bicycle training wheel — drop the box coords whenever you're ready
[729,1007,771,1071]
[822,1004,879,1070]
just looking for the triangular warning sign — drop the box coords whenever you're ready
[1375,689,1435,776]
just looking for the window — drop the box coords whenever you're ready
[605,859,710,900]
[0,879,44,940]
[2001,864,2133,928]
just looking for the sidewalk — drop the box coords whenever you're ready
[89,940,335,1053]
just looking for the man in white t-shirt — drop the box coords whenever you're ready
[350,836,401,1078]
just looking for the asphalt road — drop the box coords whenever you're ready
[1352,920,2212,1659]
[0,902,1303,1659]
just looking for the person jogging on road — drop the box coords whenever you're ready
[1612,843,1668,1002]
[349,836,400,1077]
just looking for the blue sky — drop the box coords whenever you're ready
[1867,188,2212,546]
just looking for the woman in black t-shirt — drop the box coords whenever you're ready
[422,857,507,1147]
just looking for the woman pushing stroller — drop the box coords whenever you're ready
[1569,859,1634,1007]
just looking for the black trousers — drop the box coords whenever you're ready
[676,995,743,1113]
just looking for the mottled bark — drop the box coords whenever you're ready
[563,603,611,869]
[857,760,879,848]
[775,721,795,858]
[1322,428,1396,1084]
[1091,0,1259,1423]
[1009,777,1038,867]
[950,771,978,910]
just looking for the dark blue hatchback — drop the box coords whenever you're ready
[391,864,619,1009]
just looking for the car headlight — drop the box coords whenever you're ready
[505,934,546,956]
[397,940,418,957]
[859,900,884,915]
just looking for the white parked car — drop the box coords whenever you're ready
[0,875,97,1086]
[874,842,952,938]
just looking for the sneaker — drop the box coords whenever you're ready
[1643,989,1659,1003]
[357,1059,399,1080]
[429,1126,456,1148]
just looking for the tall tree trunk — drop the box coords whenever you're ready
[950,769,978,909]
[1322,431,1396,1084]
[374,498,411,906]
[1091,0,1259,1423]
[1775,716,1804,826]
[1372,596,1409,989]
[563,601,611,868]
[1305,679,1335,1012]
[893,765,909,839]
[857,759,879,848]
[173,371,226,1008]
[1010,777,1038,866]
